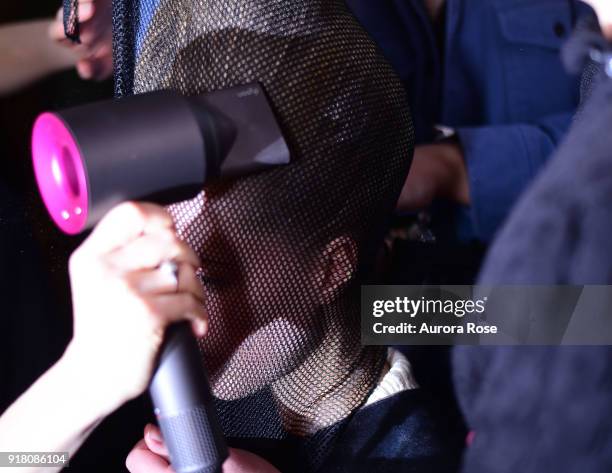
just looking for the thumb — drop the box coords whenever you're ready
[144,423,171,460]
[125,438,173,473]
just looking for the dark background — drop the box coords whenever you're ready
[0,4,151,471]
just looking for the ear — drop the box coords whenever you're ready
[318,236,358,303]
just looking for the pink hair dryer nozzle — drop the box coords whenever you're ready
[32,113,89,235]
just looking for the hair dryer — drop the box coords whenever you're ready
[31,83,289,233]
[31,83,290,473]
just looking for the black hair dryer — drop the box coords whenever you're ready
[31,83,290,473]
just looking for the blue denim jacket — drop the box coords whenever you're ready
[346,0,592,241]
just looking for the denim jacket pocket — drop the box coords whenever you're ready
[495,0,572,51]
[493,0,578,120]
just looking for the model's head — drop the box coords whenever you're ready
[131,0,413,414]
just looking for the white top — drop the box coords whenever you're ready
[364,348,419,407]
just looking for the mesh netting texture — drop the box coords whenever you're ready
[112,0,415,463]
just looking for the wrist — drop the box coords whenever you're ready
[58,342,121,422]
[439,142,470,205]
[27,20,77,73]
[0,346,110,456]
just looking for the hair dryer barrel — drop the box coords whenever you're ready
[150,323,228,473]
[31,83,290,235]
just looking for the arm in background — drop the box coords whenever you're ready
[0,19,78,96]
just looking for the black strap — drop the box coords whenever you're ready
[63,0,81,43]
[112,0,136,97]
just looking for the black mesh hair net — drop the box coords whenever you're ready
[112,0,415,469]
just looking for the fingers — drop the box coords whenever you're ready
[76,59,95,80]
[125,263,208,336]
[50,2,96,41]
[126,263,204,300]
[144,424,171,459]
[223,448,282,473]
[148,293,208,337]
[126,438,174,473]
[71,202,208,338]
[75,45,113,80]
[107,231,200,272]
[124,425,172,473]
[49,0,114,82]
[128,431,282,473]
[85,202,175,254]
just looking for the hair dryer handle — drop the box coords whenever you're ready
[149,322,227,473]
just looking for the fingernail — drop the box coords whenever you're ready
[79,3,94,20]
[196,319,208,337]
[77,62,93,79]
[147,427,162,443]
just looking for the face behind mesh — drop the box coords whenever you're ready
[114,0,414,440]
